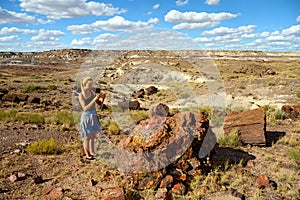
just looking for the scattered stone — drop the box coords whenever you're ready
[8,172,27,182]
[14,149,21,154]
[132,89,145,98]
[90,179,98,186]
[155,188,169,200]
[281,105,300,119]
[200,186,208,195]
[228,188,246,200]
[33,175,44,184]
[145,86,158,95]
[8,174,18,182]
[17,93,29,102]
[44,187,63,199]
[266,68,276,75]
[159,175,173,188]
[28,96,41,104]
[256,175,270,189]
[101,187,125,200]
[117,98,140,111]
[247,160,255,167]
[223,108,266,146]
[2,93,20,103]
[171,183,186,195]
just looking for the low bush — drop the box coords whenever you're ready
[287,147,300,164]
[16,112,45,124]
[218,129,242,148]
[26,138,63,155]
[108,122,120,135]
[46,110,74,125]
[23,85,46,93]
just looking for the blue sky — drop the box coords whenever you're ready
[0,0,299,52]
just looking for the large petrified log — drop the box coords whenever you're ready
[113,103,210,196]
[223,107,266,146]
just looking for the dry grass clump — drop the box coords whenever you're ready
[286,147,300,165]
[107,122,120,135]
[26,138,63,155]
[217,129,242,148]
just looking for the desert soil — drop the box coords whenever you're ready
[0,50,299,200]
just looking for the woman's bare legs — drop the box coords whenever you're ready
[89,132,96,156]
[83,134,93,158]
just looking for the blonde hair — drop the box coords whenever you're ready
[80,77,93,98]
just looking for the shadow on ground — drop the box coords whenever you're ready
[265,131,286,147]
[211,147,256,167]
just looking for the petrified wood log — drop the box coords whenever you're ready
[223,108,266,146]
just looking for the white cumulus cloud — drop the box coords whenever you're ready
[205,0,220,6]
[68,16,159,34]
[281,25,300,36]
[19,0,127,20]
[173,21,219,30]
[153,4,160,9]
[0,35,21,42]
[164,10,238,30]
[296,15,300,22]
[0,27,37,35]
[202,25,256,36]
[0,7,36,24]
[176,0,189,6]
[31,29,65,41]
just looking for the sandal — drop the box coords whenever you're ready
[86,157,95,161]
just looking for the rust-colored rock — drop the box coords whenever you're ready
[223,108,266,146]
[101,187,126,200]
[171,183,186,195]
[256,175,270,189]
[145,86,158,95]
[155,188,169,200]
[282,105,300,119]
[2,93,20,103]
[159,175,173,188]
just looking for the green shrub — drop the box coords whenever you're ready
[48,84,58,90]
[108,122,120,135]
[218,129,242,147]
[274,109,288,120]
[287,147,300,164]
[268,81,275,86]
[26,138,63,155]
[46,110,74,125]
[16,112,45,124]
[24,85,46,93]
[296,91,300,98]
[0,109,17,122]
[130,111,148,121]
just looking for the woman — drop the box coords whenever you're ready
[79,77,105,160]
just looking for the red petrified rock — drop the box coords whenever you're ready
[256,175,270,189]
[155,188,169,200]
[223,108,266,146]
[101,187,126,200]
[282,105,300,119]
[159,175,173,188]
[171,183,186,195]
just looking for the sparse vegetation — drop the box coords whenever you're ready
[15,112,45,124]
[26,138,63,155]
[268,80,275,86]
[48,84,58,90]
[296,91,300,98]
[287,147,300,164]
[217,129,242,148]
[45,110,74,126]
[23,85,47,92]
[107,121,120,135]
